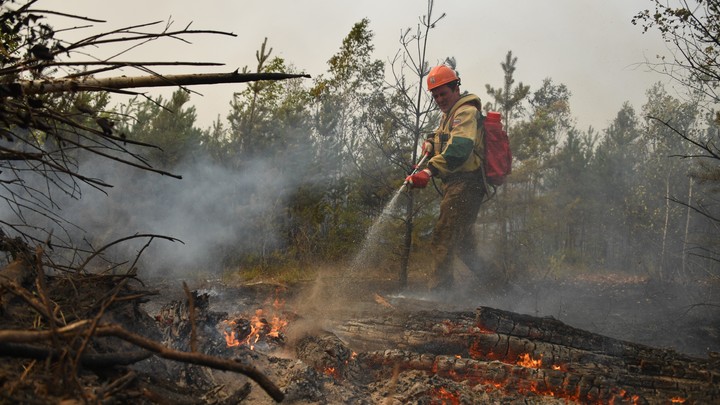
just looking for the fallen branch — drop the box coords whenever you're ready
[18,71,312,95]
[2,271,63,324]
[93,324,285,402]
[0,321,285,402]
[0,319,91,343]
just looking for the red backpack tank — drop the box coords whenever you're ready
[482,111,512,186]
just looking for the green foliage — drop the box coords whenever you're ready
[227,39,299,159]
[118,90,202,169]
[633,1,720,278]
[0,1,57,69]
[633,1,720,102]
[485,50,530,126]
[513,78,571,162]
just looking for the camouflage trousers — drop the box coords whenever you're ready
[429,171,486,291]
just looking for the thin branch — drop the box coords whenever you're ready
[647,115,720,159]
[76,234,183,273]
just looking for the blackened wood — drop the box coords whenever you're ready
[0,342,152,366]
[328,306,719,404]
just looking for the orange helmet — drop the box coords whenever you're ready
[427,65,459,91]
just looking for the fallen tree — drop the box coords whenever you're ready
[309,304,720,403]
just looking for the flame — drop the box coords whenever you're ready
[222,320,241,347]
[432,387,460,405]
[670,397,686,403]
[247,310,261,348]
[267,314,288,338]
[323,366,339,379]
[220,306,288,350]
[517,353,542,368]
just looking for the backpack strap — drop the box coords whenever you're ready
[474,111,498,201]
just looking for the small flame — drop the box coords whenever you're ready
[670,397,686,403]
[373,293,394,308]
[323,366,339,379]
[222,320,241,347]
[267,314,288,338]
[517,353,542,368]
[432,387,460,405]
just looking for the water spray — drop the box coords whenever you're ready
[347,153,430,275]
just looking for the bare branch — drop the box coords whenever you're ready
[647,115,720,159]
[77,233,182,273]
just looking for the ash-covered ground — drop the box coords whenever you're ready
[137,271,718,404]
[146,272,719,359]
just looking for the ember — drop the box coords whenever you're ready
[432,386,460,404]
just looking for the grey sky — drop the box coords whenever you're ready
[51,0,671,131]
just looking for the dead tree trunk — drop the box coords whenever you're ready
[323,306,719,404]
[17,72,310,95]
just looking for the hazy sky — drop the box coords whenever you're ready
[48,0,672,132]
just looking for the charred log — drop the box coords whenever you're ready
[329,306,719,404]
[0,342,152,367]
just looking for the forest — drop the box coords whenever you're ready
[54,11,717,289]
[1,2,719,288]
[0,1,719,403]
[0,0,716,292]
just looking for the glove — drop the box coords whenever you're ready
[405,168,432,188]
[421,140,434,157]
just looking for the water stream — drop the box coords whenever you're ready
[347,186,406,276]
[310,185,408,307]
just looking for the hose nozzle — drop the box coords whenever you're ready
[401,154,429,191]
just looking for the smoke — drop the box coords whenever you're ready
[0,146,308,278]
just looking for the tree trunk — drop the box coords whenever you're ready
[661,171,671,280]
[681,177,694,281]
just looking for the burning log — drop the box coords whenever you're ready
[327,306,719,404]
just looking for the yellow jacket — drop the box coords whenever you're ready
[427,93,484,179]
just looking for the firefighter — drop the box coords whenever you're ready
[405,64,488,292]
